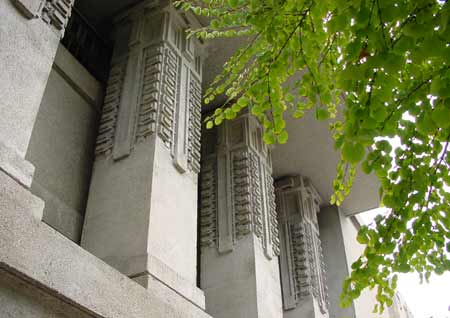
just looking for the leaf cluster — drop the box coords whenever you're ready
[177,0,450,313]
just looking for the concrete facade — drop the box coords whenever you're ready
[275,176,329,318]
[26,45,102,242]
[199,112,282,318]
[318,206,357,318]
[0,1,413,318]
[80,0,205,307]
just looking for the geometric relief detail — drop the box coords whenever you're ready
[158,44,180,150]
[199,158,217,247]
[233,149,254,239]
[290,222,312,298]
[266,170,280,256]
[276,176,329,313]
[249,151,264,240]
[199,113,280,259]
[187,74,202,173]
[95,60,127,158]
[93,11,202,175]
[41,0,74,34]
[136,46,164,142]
[315,226,329,313]
[232,147,277,254]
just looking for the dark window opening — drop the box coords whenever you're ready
[61,8,113,83]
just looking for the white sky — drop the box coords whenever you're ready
[360,208,450,318]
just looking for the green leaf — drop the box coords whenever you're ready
[228,0,238,8]
[362,160,373,174]
[232,103,241,112]
[357,228,369,245]
[417,113,438,135]
[397,263,411,273]
[214,114,224,126]
[263,130,275,144]
[223,108,235,120]
[432,104,450,128]
[315,108,329,121]
[178,2,450,311]
[238,97,249,107]
[342,142,365,164]
[278,131,289,144]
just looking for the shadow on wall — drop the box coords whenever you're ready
[25,45,104,243]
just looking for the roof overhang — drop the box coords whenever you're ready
[73,0,380,215]
[202,37,381,216]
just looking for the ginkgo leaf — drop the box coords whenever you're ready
[342,142,365,164]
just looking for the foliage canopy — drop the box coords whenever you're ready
[177,0,450,313]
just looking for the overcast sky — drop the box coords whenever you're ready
[359,208,450,318]
[398,271,450,318]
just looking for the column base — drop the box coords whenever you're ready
[128,255,205,309]
[100,252,205,309]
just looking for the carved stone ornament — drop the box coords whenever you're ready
[10,0,42,18]
[94,5,203,174]
[41,0,74,33]
[276,176,329,313]
[11,0,74,35]
[199,112,280,259]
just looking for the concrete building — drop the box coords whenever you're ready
[0,0,412,317]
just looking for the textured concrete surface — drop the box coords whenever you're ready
[82,136,202,305]
[201,235,283,318]
[10,0,42,18]
[0,269,94,318]
[254,238,283,318]
[26,45,101,242]
[0,168,212,318]
[0,140,35,188]
[0,170,44,221]
[52,45,104,109]
[284,295,327,318]
[82,138,158,272]
[82,4,203,306]
[275,176,329,318]
[318,205,356,318]
[147,138,199,285]
[133,264,205,309]
[0,0,60,159]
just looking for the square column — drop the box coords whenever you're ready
[318,205,357,318]
[199,111,282,318]
[0,0,73,189]
[80,0,204,307]
[275,176,329,318]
